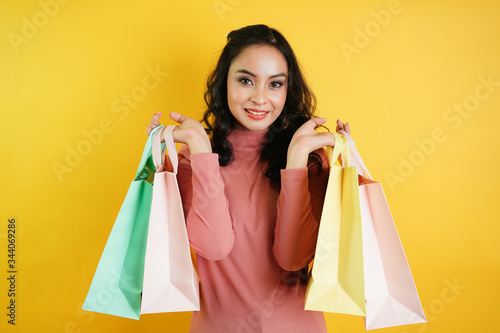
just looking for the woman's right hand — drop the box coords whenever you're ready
[169,111,212,155]
[147,111,212,155]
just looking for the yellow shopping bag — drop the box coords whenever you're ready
[305,132,365,316]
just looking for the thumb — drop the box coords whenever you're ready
[310,117,327,128]
[169,111,185,124]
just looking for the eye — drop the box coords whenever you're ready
[270,81,284,88]
[238,77,253,85]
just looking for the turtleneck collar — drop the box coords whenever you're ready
[227,128,268,149]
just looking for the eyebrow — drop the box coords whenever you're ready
[235,69,287,79]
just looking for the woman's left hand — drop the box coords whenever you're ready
[335,119,351,135]
[286,117,351,169]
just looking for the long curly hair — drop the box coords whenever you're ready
[202,24,321,187]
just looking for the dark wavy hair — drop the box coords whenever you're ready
[202,24,320,187]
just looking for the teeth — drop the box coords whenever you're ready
[245,109,267,115]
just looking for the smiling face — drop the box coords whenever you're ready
[226,44,288,132]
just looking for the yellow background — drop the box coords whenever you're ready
[1,0,499,332]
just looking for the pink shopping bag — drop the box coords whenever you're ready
[141,125,200,314]
[339,130,426,330]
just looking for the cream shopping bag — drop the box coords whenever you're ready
[140,125,200,314]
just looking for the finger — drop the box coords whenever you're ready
[148,111,164,135]
[149,112,162,127]
[154,112,162,125]
[312,132,336,150]
[345,122,351,134]
[310,117,327,128]
[336,119,343,132]
[170,111,187,124]
[146,125,157,136]
[320,131,336,147]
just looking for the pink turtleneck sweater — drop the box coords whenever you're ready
[177,128,329,333]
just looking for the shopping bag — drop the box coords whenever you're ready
[305,132,366,316]
[82,126,164,320]
[141,125,200,314]
[339,130,426,330]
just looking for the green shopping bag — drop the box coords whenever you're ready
[82,126,164,320]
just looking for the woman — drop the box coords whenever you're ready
[147,24,350,333]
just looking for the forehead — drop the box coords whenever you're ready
[229,44,288,74]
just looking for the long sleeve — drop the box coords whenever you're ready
[181,130,327,333]
[273,149,329,271]
[177,145,235,261]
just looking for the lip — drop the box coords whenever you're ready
[244,108,270,120]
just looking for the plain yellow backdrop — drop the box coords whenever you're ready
[1,0,499,332]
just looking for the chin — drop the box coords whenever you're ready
[235,121,272,132]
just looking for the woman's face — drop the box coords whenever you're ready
[226,44,288,132]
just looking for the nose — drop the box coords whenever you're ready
[250,85,267,105]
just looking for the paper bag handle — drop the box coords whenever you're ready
[328,132,350,167]
[152,125,178,174]
[136,125,163,176]
[162,125,178,174]
[338,129,372,180]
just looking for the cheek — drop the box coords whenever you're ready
[270,91,287,110]
[227,84,246,106]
